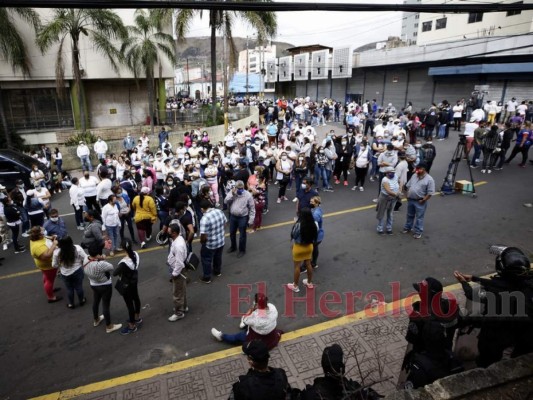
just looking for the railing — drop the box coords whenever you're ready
[160,106,253,127]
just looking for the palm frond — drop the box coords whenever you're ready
[89,29,123,74]
[36,10,69,53]
[0,9,32,75]
[174,8,197,41]
[11,7,41,33]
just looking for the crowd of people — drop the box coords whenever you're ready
[1,93,532,395]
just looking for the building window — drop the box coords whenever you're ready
[415,14,419,19]
[2,88,74,131]
[507,1,523,16]
[414,23,419,28]
[413,31,418,37]
[436,17,447,29]
[422,21,432,32]
[468,12,483,23]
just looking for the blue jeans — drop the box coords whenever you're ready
[471,143,482,166]
[80,155,92,171]
[55,159,63,172]
[201,244,224,279]
[222,330,247,344]
[325,169,333,188]
[314,165,328,189]
[106,225,120,251]
[404,199,428,235]
[370,157,379,177]
[424,125,435,139]
[438,124,446,139]
[158,210,169,230]
[62,267,85,305]
[229,214,248,252]
[377,208,394,233]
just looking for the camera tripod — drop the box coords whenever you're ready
[440,135,477,197]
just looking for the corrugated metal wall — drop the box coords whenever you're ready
[317,80,330,99]
[505,81,532,103]
[383,69,409,108]
[363,70,386,106]
[348,71,365,95]
[331,79,346,101]
[405,68,434,110]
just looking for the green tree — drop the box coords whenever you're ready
[166,2,277,122]
[0,8,40,147]
[121,9,176,135]
[36,9,127,132]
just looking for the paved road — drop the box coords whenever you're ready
[1,123,532,399]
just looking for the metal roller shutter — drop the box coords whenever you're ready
[295,81,307,98]
[317,80,330,100]
[331,79,346,101]
[481,80,505,104]
[347,70,365,94]
[433,80,473,105]
[363,69,386,107]
[505,81,533,102]
[383,69,409,110]
[406,68,434,111]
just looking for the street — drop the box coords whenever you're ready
[1,123,532,399]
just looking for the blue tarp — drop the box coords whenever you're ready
[428,62,533,76]
[229,72,262,94]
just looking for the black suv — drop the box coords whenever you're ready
[0,149,51,191]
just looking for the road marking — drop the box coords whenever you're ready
[0,181,487,282]
[32,281,466,400]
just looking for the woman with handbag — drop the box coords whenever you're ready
[83,242,122,334]
[113,238,142,336]
[52,236,87,309]
[275,151,292,204]
[287,208,318,293]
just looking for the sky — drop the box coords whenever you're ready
[180,0,404,48]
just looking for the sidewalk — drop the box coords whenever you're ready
[35,285,469,400]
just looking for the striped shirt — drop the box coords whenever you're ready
[381,176,400,196]
[83,258,114,286]
[200,208,227,249]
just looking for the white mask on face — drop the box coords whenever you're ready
[50,217,59,222]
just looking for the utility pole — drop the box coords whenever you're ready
[246,36,249,100]
[223,9,229,131]
[186,57,190,96]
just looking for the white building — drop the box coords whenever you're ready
[0,8,174,138]
[407,0,533,46]
[400,0,421,45]
[174,66,223,99]
[238,45,277,74]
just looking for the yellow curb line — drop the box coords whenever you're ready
[32,281,471,400]
[0,181,487,283]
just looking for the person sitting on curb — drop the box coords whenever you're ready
[211,293,282,350]
[229,340,292,400]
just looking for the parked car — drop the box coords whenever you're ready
[0,149,50,191]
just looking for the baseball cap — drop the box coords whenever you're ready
[413,277,443,295]
[242,340,270,362]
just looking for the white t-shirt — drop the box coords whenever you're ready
[79,176,99,197]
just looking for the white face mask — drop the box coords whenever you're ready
[341,141,347,146]
[281,156,287,161]
[50,217,59,222]
[301,183,307,189]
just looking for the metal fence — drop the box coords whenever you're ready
[160,106,253,127]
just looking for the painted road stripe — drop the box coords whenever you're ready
[32,281,466,400]
[0,181,487,282]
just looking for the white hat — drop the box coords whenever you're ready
[140,187,150,194]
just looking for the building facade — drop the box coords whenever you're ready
[400,0,421,45]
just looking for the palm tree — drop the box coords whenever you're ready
[165,2,277,122]
[121,9,176,136]
[0,8,41,147]
[36,9,128,132]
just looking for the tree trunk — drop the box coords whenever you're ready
[0,88,12,148]
[147,70,155,136]
[210,13,217,123]
[72,38,86,132]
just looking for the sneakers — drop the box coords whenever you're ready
[481,169,486,174]
[402,229,411,234]
[470,165,478,169]
[287,283,300,293]
[277,198,281,204]
[106,323,122,334]
[14,247,26,254]
[386,231,393,235]
[351,186,358,191]
[282,196,289,201]
[119,325,137,335]
[369,177,375,182]
[377,231,384,235]
[140,241,146,249]
[146,236,152,242]
[359,187,364,192]
[343,181,348,186]
[372,198,378,203]
[302,278,314,289]
[487,170,492,174]
[135,318,143,326]
[335,180,340,185]
[48,296,63,303]
[94,315,105,327]
[523,203,533,208]
[168,312,185,322]
[292,197,298,203]
[77,226,85,231]
[211,328,223,341]
[262,209,269,215]
[200,276,212,284]
[413,233,422,239]
[21,232,30,237]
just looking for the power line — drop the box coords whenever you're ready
[1,0,533,13]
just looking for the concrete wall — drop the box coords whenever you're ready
[385,353,533,399]
[24,107,259,171]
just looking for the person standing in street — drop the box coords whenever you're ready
[167,224,188,322]
[76,141,92,172]
[158,127,169,149]
[93,136,108,160]
[376,166,400,235]
[225,180,255,258]
[402,163,435,240]
[123,132,136,156]
[199,199,227,284]
[29,226,62,303]
[69,177,86,230]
